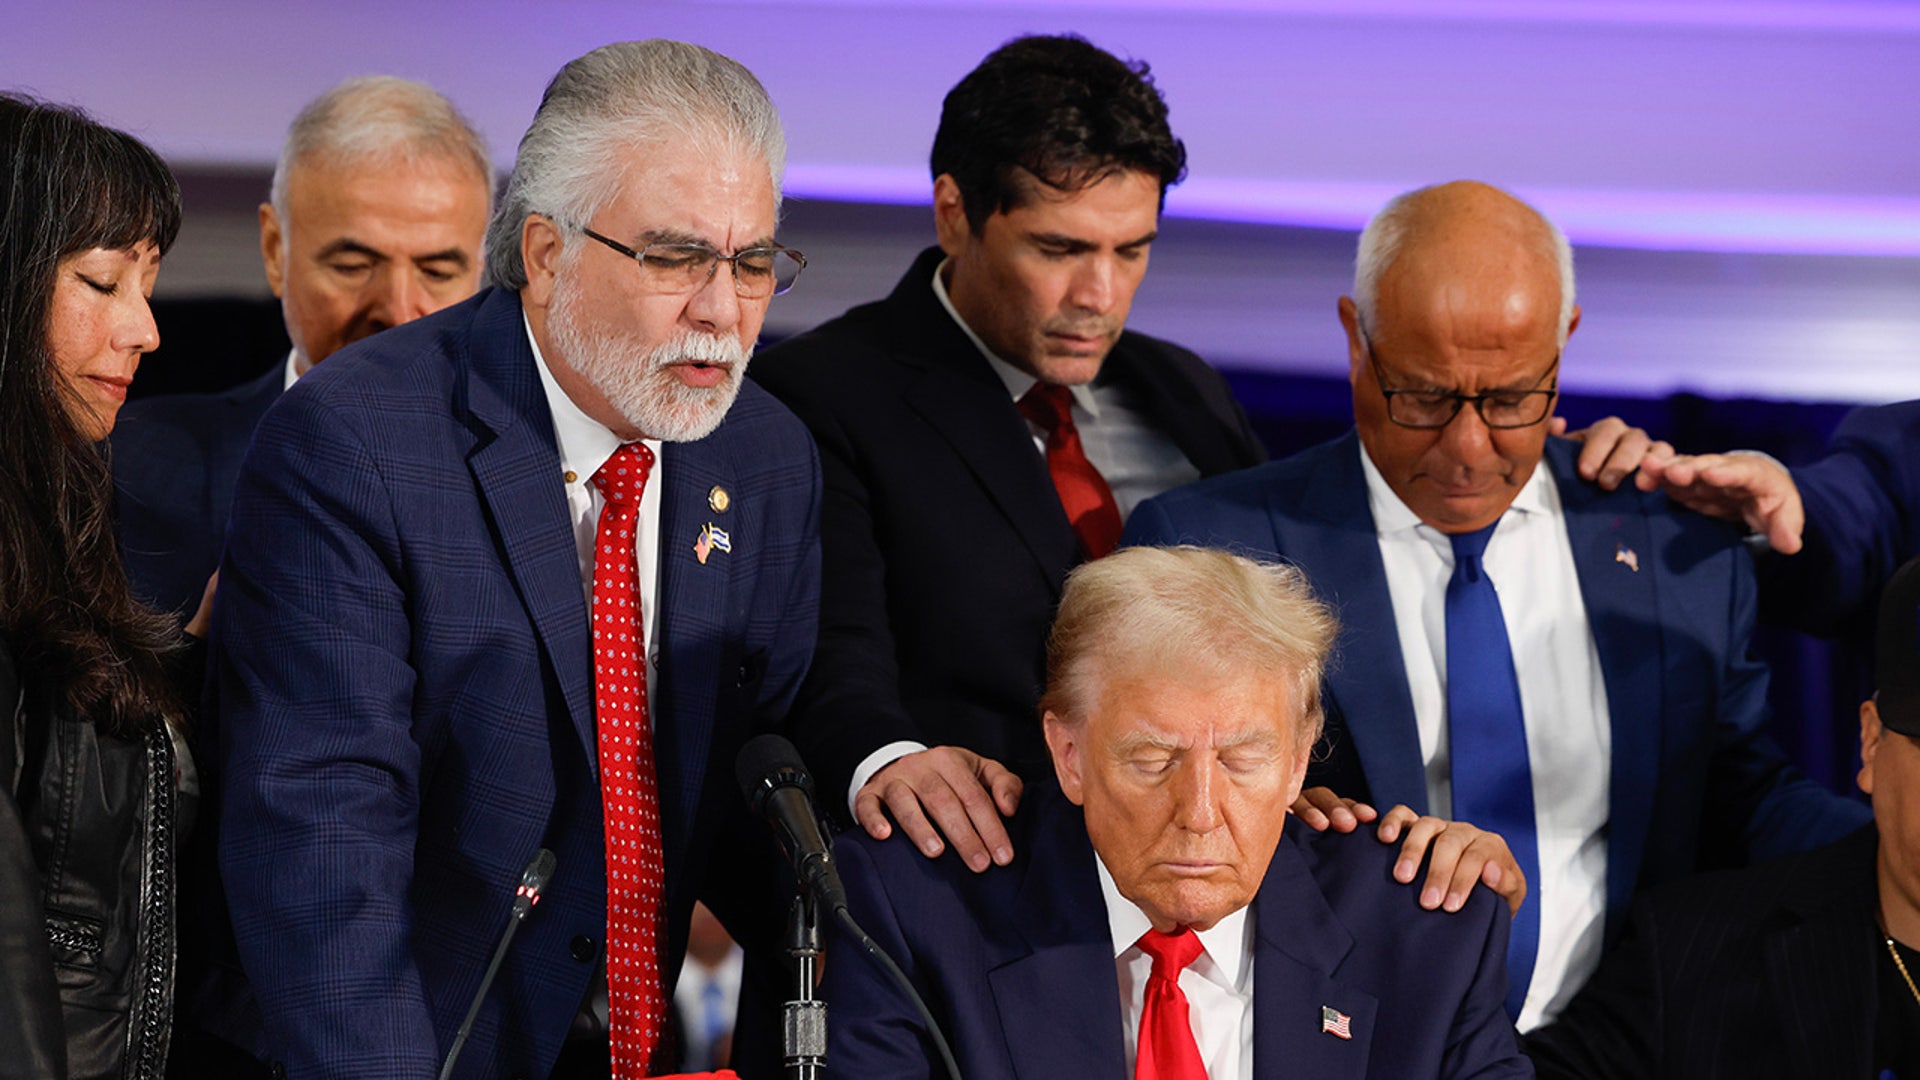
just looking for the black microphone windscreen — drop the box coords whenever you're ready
[522,848,557,895]
[736,733,814,811]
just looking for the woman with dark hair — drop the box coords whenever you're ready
[0,92,189,1079]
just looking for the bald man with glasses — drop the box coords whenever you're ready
[1125,179,1870,1035]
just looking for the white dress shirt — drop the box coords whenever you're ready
[843,262,1202,810]
[1358,442,1611,1032]
[1097,856,1254,1079]
[527,316,664,705]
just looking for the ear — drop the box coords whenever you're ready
[1859,698,1884,797]
[520,214,565,312]
[1337,296,1366,383]
[1043,710,1087,806]
[1564,303,1582,344]
[1283,731,1313,811]
[932,174,972,258]
[259,203,287,299]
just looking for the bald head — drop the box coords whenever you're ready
[1338,181,1580,535]
[1352,181,1575,347]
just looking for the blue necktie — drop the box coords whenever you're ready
[1445,521,1541,1021]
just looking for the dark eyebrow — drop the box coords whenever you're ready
[315,238,388,263]
[413,248,473,270]
[1027,229,1159,254]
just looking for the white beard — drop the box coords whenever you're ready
[547,265,752,443]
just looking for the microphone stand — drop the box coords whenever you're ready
[783,889,827,1080]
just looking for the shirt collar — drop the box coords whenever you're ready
[1356,434,1553,540]
[930,256,1101,420]
[1095,849,1252,993]
[524,312,644,485]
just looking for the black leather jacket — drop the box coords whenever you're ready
[1,645,176,1079]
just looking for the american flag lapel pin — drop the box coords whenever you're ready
[1320,1004,1352,1040]
[1615,542,1639,572]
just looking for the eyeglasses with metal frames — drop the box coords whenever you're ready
[571,223,807,299]
[1361,327,1560,430]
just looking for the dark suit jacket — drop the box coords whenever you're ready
[1761,400,1920,638]
[110,363,284,616]
[1124,432,1870,940]
[1524,827,1884,1079]
[822,782,1531,1079]
[751,247,1266,802]
[208,287,821,1079]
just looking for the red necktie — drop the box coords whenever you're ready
[1018,382,1123,558]
[1135,928,1209,1080]
[591,443,666,1078]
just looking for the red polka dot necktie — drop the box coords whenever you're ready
[1134,928,1209,1080]
[1018,382,1123,559]
[591,443,666,1078]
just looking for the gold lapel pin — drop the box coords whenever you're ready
[708,485,731,513]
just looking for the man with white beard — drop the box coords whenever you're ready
[206,40,821,1080]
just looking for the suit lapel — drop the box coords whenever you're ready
[987,799,1130,1079]
[461,290,599,770]
[887,250,1079,591]
[652,440,736,871]
[1251,833,1376,1080]
[1549,442,1664,920]
[1280,433,1429,811]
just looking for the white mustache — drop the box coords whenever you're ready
[651,333,751,370]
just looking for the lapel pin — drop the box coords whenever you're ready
[708,485,731,513]
[694,522,734,565]
[1615,542,1640,573]
[1320,1005,1352,1040]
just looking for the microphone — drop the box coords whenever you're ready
[439,848,558,1080]
[735,734,848,912]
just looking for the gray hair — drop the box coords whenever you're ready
[1352,181,1577,346]
[484,39,787,290]
[1040,546,1339,748]
[270,76,493,218]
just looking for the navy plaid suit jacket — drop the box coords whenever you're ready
[208,287,821,1079]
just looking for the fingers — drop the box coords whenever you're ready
[1374,803,1419,845]
[981,761,1026,817]
[852,748,1019,873]
[1547,416,1569,437]
[1290,787,1366,833]
[1392,815,1448,896]
[1568,417,1662,490]
[1431,831,1524,916]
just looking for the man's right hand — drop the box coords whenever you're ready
[1635,451,1805,554]
[854,747,1024,873]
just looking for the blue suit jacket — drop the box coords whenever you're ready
[1762,399,1920,637]
[110,363,283,616]
[208,287,821,1079]
[822,782,1530,1079]
[1124,432,1869,941]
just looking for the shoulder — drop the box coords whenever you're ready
[703,379,820,480]
[1139,434,1352,520]
[1637,825,1874,932]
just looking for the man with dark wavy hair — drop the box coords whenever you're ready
[753,34,1267,871]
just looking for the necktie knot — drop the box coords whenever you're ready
[1136,927,1204,980]
[593,442,656,509]
[1018,381,1076,433]
[1448,521,1500,582]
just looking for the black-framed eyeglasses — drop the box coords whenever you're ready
[572,223,807,299]
[1361,327,1559,430]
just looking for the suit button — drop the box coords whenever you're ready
[570,934,596,962]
